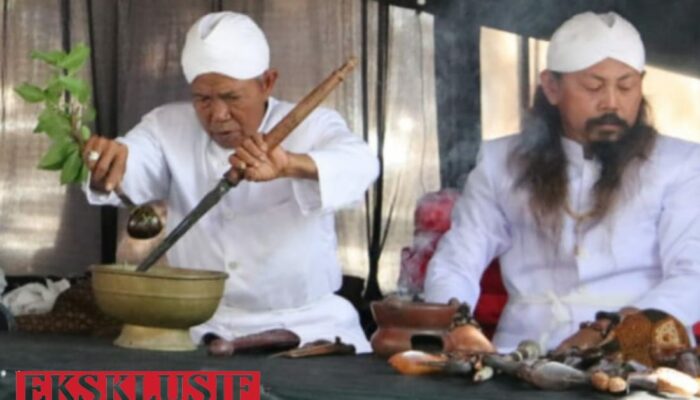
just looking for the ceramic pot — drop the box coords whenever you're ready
[370,298,458,357]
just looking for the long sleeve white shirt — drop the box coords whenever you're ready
[425,134,700,352]
[86,97,378,351]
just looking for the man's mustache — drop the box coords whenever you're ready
[585,113,630,132]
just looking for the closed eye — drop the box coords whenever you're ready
[219,93,241,102]
[584,84,603,92]
[618,85,632,92]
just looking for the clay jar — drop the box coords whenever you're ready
[370,297,458,358]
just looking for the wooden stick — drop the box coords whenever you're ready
[264,57,358,149]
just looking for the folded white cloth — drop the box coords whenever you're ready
[181,11,269,83]
[547,11,645,73]
[1,279,70,316]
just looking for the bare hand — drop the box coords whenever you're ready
[82,135,128,192]
[227,133,289,182]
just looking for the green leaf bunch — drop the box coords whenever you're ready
[14,43,94,184]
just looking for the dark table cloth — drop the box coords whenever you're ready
[0,332,661,400]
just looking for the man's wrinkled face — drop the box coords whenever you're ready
[191,70,276,149]
[541,58,643,145]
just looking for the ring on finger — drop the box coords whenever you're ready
[87,150,100,162]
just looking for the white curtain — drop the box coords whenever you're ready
[372,7,440,293]
[0,0,101,276]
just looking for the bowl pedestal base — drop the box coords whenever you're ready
[114,324,197,351]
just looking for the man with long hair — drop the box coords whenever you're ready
[425,11,700,353]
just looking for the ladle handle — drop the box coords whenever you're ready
[88,173,136,208]
[136,57,359,273]
[114,186,137,209]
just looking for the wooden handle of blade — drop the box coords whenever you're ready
[264,56,358,150]
[230,328,301,353]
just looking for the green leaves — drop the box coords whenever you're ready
[58,76,90,103]
[14,83,45,103]
[31,49,67,66]
[35,108,72,139]
[44,78,64,104]
[30,43,89,74]
[60,148,83,184]
[57,44,90,74]
[80,125,91,141]
[38,139,77,170]
[37,139,85,185]
[16,43,95,185]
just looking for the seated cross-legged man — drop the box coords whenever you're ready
[425,11,700,354]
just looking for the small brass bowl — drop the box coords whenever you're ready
[91,264,227,351]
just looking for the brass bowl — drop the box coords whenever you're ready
[91,264,227,351]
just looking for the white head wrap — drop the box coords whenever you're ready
[181,12,269,83]
[547,11,645,73]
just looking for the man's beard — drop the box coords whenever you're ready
[510,91,657,238]
[585,112,633,163]
[584,112,630,144]
[585,112,644,183]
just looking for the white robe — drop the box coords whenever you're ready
[425,134,700,352]
[86,97,378,352]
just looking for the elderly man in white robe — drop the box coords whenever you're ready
[82,12,378,352]
[425,11,700,353]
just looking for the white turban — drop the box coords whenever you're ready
[547,11,645,73]
[181,12,269,83]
